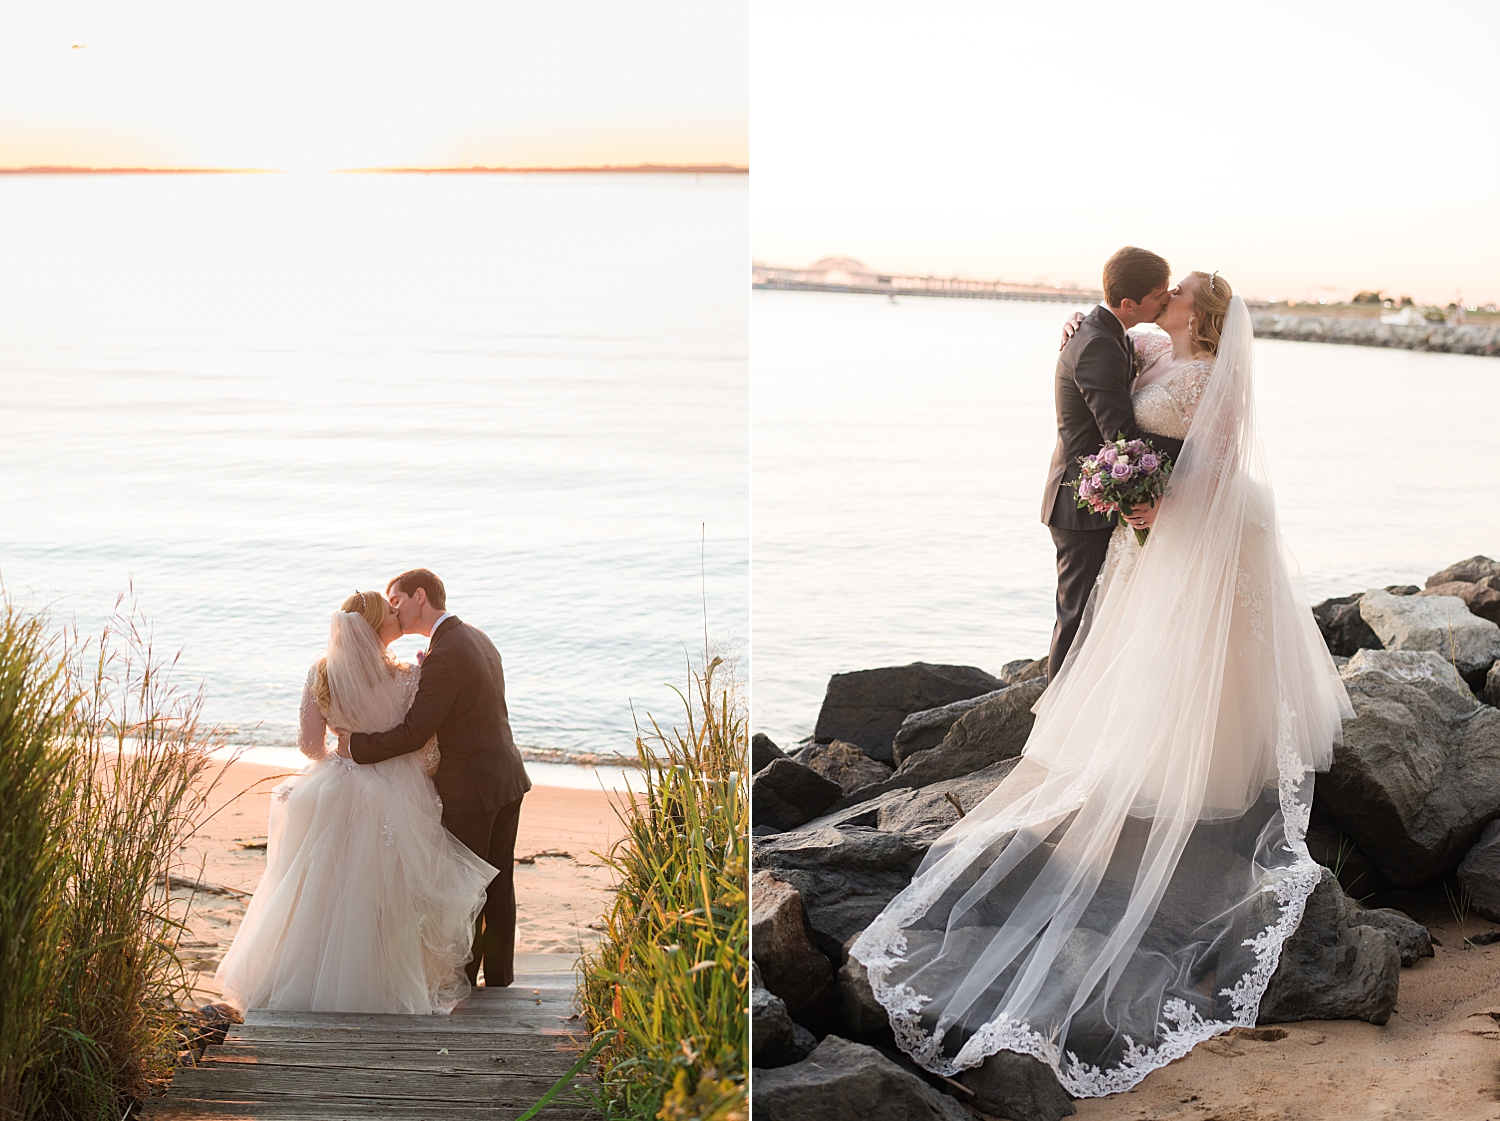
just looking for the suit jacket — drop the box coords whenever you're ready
[1040,305,1141,532]
[350,616,531,816]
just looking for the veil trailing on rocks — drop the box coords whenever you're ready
[851,296,1354,1096]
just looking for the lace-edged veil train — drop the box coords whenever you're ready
[851,296,1354,1096]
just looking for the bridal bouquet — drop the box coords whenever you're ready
[1070,435,1173,546]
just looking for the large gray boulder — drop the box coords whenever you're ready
[1458,818,1500,923]
[753,758,843,832]
[1421,581,1500,626]
[752,732,787,774]
[1426,555,1500,588]
[1316,650,1500,886]
[871,759,1019,848]
[843,680,1046,807]
[1311,593,1383,658]
[957,1050,1076,1121]
[803,740,894,794]
[750,871,837,1029]
[836,936,889,1037]
[753,826,927,952]
[1255,868,1401,1025]
[891,688,1008,766]
[814,663,1002,765]
[752,1035,970,1121]
[1359,587,1500,680]
[1487,661,1500,708]
[752,965,818,1069]
[1348,906,1434,967]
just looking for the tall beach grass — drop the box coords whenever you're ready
[0,598,221,1120]
[577,653,748,1121]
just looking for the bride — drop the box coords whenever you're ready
[216,591,498,1015]
[852,276,1353,1095]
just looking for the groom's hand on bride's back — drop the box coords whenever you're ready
[1060,311,1086,350]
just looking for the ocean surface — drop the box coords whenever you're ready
[0,172,748,787]
[752,289,1499,747]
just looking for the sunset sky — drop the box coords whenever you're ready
[752,1,1500,305]
[0,2,747,171]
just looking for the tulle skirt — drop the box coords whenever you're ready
[217,751,498,1015]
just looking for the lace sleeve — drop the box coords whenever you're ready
[397,664,442,776]
[1172,359,1215,424]
[299,662,329,760]
[1129,331,1172,374]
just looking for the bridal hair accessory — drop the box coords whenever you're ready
[354,590,367,612]
[1208,270,1218,293]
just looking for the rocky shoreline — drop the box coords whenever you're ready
[749,555,1500,1120]
[1250,313,1500,356]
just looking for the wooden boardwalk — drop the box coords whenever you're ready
[146,957,600,1120]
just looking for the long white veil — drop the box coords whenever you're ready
[322,611,406,734]
[852,296,1353,1096]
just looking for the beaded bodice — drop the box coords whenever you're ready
[1130,332,1213,440]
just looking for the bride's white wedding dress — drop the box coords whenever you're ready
[216,612,498,1015]
[853,297,1353,1095]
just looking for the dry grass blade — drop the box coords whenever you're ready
[575,653,748,1121]
[0,594,231,1120]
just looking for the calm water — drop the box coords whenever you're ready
[752,289,1499,746]
[0,172,747,782]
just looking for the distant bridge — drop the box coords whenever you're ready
[752,259,1103,304]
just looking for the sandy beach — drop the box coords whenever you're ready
[174,758,628,1005]
[1073,905,1500,1121]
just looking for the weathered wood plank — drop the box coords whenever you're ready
[204,1044,580,1074]
[227,1026,584,1048]
[242,1008,574,1032]
[169,1063,583,1101]
[145,1098,598,1121]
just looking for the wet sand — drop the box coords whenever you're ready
[175,758,628,1004]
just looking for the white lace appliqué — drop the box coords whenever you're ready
[1236,566,1268,642]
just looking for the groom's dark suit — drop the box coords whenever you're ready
[350,616,531,986]
[1041,305,1182,682]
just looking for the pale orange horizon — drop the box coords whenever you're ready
[0,4,748,173]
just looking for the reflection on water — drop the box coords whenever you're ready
[752,289,1498,745]
[0,172,748,773]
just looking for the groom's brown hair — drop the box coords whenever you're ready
[388,568,447,611]
[1102,246,1170,308]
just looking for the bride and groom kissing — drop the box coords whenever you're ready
[217,568,532,1015]
[849,246,1355,1098]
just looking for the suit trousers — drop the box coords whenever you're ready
[1048,526,1114,683]
[443,795,524,987]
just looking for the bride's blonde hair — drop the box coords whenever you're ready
[1189,270,1234,357]
[313,590,395,717]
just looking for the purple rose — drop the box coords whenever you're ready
[1139,453,1160,472]
[1101,447,1118,465]
[1110,462,1132,480]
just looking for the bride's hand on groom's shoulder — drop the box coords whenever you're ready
[1060,311,1086,350]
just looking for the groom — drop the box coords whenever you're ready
[1040,246,1173,682]
[337,568,531,988]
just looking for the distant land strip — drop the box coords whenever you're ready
[341,163,747,174]
[0,163,747,175]
[0,166,272,174]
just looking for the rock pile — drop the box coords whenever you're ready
[752,554,1500,1118]
[1249,313,1500,357]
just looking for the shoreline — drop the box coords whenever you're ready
[176,758,629,1006]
